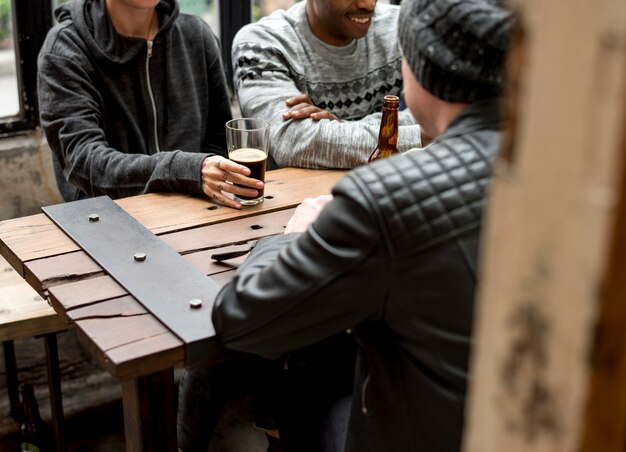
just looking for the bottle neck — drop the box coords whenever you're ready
[377,105,399,150]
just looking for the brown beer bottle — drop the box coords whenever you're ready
[20,384,48,452]
[368,95,400,162]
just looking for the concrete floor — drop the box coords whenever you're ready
[0,326,267,451]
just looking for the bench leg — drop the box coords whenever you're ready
[44,334,66,452]
[3,340,21,421]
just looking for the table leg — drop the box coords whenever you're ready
[44,333,66,452]
[2,340,21,420]
[121,368,177,452]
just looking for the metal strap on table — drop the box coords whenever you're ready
[43,196,224,365]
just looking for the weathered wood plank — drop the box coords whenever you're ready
[0,284,69,342]
[0,168,340,381]
[0,168,334,273]
[0,257,69,342]
[77,318,184,380]
[0,214,79,276]
[67,295,148,320]
[161,208,292,253]
[579,84,626,452]
[463,1,626,451]
[24,208,292,296]
[46,246,239,378]
[48,275,127,315]
[183,248,249,275]
[69,298,184,380]
[205,269,237,288]
[25,251,103,296]
[70,298,168,352]
[114,168,342,235]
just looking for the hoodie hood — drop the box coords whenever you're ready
[55,0,179,64]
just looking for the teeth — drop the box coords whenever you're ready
[349,16,370,24]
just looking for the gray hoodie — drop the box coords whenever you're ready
[38,0,232,200]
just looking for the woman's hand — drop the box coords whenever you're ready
[202,156,264,209]
[285,195,334,233]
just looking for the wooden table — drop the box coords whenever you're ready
[0,167,345,451]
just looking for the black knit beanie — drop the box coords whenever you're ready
[398,0,514,103]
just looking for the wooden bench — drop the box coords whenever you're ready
[1,255,70,451]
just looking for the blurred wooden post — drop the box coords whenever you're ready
[463,1,626,452]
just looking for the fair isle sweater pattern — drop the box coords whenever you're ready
[231,2,421,169]
[235,43,403,121]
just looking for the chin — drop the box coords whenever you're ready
[346,27,370,41]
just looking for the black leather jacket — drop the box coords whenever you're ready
[213,98,502,451]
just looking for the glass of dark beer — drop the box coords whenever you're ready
[225,118,270,206]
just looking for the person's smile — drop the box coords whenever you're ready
[346,12,373,31]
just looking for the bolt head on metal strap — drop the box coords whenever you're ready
[43,196,225,365]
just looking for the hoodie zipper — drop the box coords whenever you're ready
[146,40,161,153]
[361,373,371,416]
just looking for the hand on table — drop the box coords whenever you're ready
[285,194,334,234]
[282,94,338,121]
[202,156,264,209]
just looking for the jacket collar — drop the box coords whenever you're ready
[438,97,502,142]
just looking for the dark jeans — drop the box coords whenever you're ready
[177,333,356,452]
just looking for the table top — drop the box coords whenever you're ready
[0,168,345,380]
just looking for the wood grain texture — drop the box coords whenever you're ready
[463,1,626,452]
[0,256,69,342]
[0,168,342,272]
[0,169,338,380]
[579,74,626,451]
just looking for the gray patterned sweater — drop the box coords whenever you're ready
[232,1,422,169]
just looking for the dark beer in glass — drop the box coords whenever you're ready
[226,118,270,205]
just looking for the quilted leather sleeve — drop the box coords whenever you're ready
[212,192,384,359]
[337,130,499,256]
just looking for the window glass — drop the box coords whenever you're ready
[179,0,219,34]
[0,0,20,118]
[253,0,391,21]
[253,0,299,20]
[52,1,219,32]
[52,0,69,27]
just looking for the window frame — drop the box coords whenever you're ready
[0,0,52,135]
[219,0,251,93]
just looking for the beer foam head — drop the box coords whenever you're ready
[229,148,267,162]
